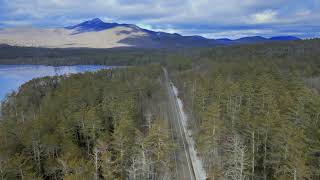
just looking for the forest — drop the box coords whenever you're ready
[167,39,320,179]
[171,61,320,179]
[0,65,175,179]
[1,39,320,179]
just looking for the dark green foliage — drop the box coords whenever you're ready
[170,49,320,179]
[0,65,174,179]
[1,39,320,179]
[1,39,320,70]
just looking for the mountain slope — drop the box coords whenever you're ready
[0,25,147,48]
[0,18,301,49]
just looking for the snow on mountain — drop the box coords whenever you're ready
[0,19,148,48]
[0,18,301,49]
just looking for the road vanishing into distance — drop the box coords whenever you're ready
[163,68,206,180]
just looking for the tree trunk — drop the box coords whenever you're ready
[37,143,41,174]
[21,111,25,124]
[263,131,268,180]
[94,149,98,180]
[251,131,255,180]
[240,148,244,180]
[20,167,24,180]
[293,168,297,180]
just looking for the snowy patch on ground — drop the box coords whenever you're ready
[172,85,207,180]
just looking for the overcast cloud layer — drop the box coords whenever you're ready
[0,0,319,39]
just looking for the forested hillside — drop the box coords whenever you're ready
[0,65,175,179]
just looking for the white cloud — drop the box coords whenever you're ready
[199,28,309,39]
[199,29,274,39]
[1,20,32,26]
[251,9,278,24]
[296,9,312,17]
[137,23,179,33]
[0,0,319,38]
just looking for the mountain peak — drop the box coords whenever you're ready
[78,18,108,27]
[86,18,104,24]
[66,18,120,33]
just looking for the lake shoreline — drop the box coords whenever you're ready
[0,65,114,102]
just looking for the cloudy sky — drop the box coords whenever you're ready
[0,0,319,39]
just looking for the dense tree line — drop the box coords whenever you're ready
[0,65,175,179]
[0,46,168,66]
[1,39,319,68]
[169,50,320,179]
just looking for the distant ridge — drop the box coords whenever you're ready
[0,18,301,49]
[269,36,301,41]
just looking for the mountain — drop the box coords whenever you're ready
[235,36,268,43]
[0,18,301,49]
[215,36,301,45]
[66,18,120,33]
[65,18,142,34]
[269,36,301,41]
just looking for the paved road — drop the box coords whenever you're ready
[163,68,196,180]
